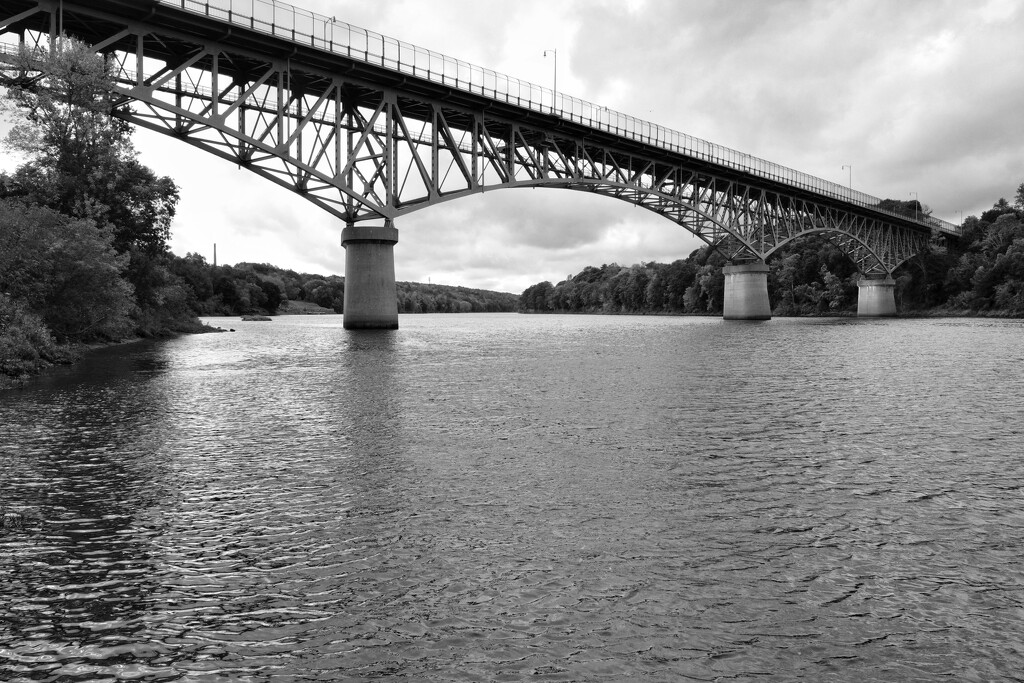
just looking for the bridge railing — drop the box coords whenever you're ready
[146,1,951,236]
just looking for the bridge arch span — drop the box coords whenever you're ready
[388,177,729,248]
[763,227,897,278]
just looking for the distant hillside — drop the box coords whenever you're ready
[165,254,518,316]
[396,281,518,313]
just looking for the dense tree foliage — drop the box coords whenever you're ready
[1,40,178,255]
[165,256,518,317]
[521,190,1024,317]
[396,281,518,313]
[0,200,136,340]
[520,237,857,316]
[937,200,1024,314]
[167,257,294,316]
[0,37,189,349]
[0,292,75,379]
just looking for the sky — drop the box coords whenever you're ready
[12,0,1024,293]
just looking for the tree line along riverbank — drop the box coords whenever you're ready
[166,257,518,318]
[519,189,1024,318]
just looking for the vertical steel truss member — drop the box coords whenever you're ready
[0,0,936,276]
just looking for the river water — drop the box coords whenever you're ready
[2,313,1023,682]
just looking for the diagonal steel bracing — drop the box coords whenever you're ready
[0,0,942,275]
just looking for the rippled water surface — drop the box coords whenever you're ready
[2,314,1024,682]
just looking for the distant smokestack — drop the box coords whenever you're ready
[213,243,217,267]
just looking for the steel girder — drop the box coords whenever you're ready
[0,0,929,275]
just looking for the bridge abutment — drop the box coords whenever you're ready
[857,276,897,317]
[341,223,399,330]
[723,261,772,320]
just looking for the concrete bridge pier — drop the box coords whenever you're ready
[857,276,897,317]
[341,222,399,330]
[723,261,772,320]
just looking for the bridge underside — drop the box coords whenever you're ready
[0,0,934,323]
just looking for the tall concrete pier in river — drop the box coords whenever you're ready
[341,224,399,330]
[0,0,962,326]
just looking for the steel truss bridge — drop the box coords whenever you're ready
[0,0,960,277]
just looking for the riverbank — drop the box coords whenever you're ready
[0,317,220,390]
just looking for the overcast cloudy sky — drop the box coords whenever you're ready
[126,0,1024,292]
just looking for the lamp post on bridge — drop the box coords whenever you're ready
[543,48,557,110]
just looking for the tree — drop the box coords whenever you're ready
[645,269,666,311]
[2,37,179,256]
[621,264,650,311]
[259,280,283,314]
[214,273,243,311]
[1,37,195,339]
[519,281,553,312]
[0,199,136,341]
[819,265,851,311]
[168,253,215,303]
[663,259,698,311]
[696,263,725,313]
[771,253,803,315]
[878,198,930,220]
[979,198,1017,225]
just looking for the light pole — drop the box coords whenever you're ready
[910,191,919,221]
[543,48,557,107]
[842,164,852,189]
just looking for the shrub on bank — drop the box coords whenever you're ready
[0,294,77,385]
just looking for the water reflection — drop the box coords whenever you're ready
[1,342,178,679]
[3,315,1024,681]
[332,329,403,456]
